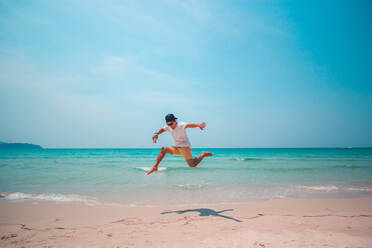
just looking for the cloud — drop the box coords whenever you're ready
[0,51,218,147]
[89,54,216,111]
[73,0,211,58]
[93,55,193,87]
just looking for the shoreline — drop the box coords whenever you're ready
[1,197,372,247]
[2,188,372,208]
[2,191,372,208]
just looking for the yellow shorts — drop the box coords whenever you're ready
[169,146,193,160]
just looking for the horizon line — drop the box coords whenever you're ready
[42,146,372,149]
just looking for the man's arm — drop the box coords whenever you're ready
[185,122,206,130]
[152,128,166,143]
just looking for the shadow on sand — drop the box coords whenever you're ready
[161,208,242,222]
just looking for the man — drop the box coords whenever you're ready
[147,114,213,175]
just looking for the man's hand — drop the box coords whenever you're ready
[152,134,158,143]
[185,123,206,129]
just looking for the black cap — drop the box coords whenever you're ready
[165,114,177,122]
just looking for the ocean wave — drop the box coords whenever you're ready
[299,185,339,192]
[233,157,263,161]
[331,165,372,169]
[134,166,245,172]
[134,167,167,172]
[265,167,317,172]
[0,192,100,205]
[298,185,372,193]
[134,166,367,173]
[176,184,212,191]
[134,166,228,172]
[345,187,372,192]
[274,195,289,199]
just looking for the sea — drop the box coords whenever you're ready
[0,148,372,206]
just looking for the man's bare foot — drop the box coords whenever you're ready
[147,166,158,175]
[202,151,213,157]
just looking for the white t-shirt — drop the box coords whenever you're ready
[163,121,191,147]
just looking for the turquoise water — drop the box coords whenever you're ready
[0,148,372,205]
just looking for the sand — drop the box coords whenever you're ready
[1,197,372,247]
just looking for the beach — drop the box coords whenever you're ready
[2,0,371,246]
[2,0,372,245]
[1,197,372,247]
[1,148,372,247]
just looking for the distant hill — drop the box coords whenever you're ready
[0,142,42,149]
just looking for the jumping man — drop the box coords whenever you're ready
[147,114,213,175]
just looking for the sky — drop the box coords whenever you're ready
[0,0,371,148]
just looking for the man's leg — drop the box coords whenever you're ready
[147,146,173,175]
[186,151,213,168]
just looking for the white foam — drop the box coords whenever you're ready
[274,195,288,199]
[235,158,246,161]
[299,185,339,192]
[345,187,372,192]
[177,184,209,190]
[0,192,100,206]
[136,167,167,172]
[299,185,372,193]
[234,157,262,161]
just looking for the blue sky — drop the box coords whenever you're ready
[0,0,371,148]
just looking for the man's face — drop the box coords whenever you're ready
[167,120,177,129]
